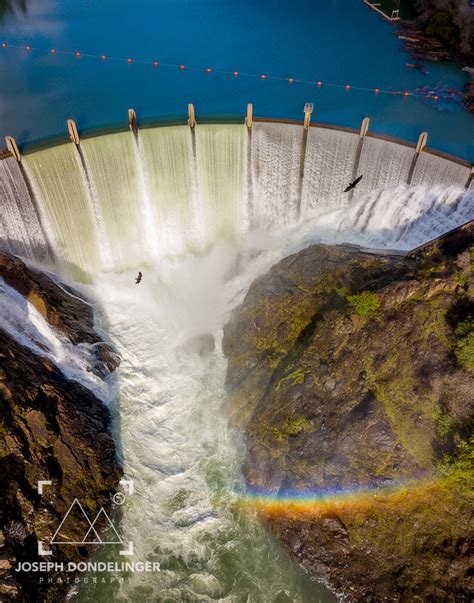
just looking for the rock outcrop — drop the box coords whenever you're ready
[0,254,122,602]
[223,224,473,600]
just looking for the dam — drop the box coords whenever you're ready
[1,111,473,277]
[0,111,473,601]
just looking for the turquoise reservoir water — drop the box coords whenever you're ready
[0,0,473,160]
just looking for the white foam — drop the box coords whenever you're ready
[0,278,109,402]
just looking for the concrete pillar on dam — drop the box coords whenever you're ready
[5,136,21,162]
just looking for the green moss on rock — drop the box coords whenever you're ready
[454,319,474,372]
[433,405,456,437]
[439,436,474,494]
[283,416,310,435]
[346,290,380,317]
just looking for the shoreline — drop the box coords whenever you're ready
[395,20,474,114]
[363,1,474,115]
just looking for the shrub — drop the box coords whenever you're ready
[432,406,455,437]
[426,10,457,46]
[454,318,474,373]
[347,291,380,317]
[439,436,474,494]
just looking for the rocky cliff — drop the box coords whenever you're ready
[223,224,473,601]
[0,254,122,602]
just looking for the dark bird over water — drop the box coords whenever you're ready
[343,174,363,193]
[135,271,142,284]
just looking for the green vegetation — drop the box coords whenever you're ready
[283,416,310,435]
[82,496,96,512]
[410,0,473,57]
[432,405,455,437]
[270,416,311,441]
[276,367,306,390]
[453,271,468,287]
[439,436,474,494]
[425,8,457,46]
[253,297,314,355]
[363,321,440,467]
[454,319,474,373]
[347,291,380,317]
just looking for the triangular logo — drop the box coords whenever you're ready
[83,508,122,544]
[51,499,101,544]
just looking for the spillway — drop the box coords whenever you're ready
[313,184,472,250]
[2,121,471,276]
[24,144,102,275]
[411,151,471,187]
[352,136,414,200]
[0,157,50,263]
[1,120,473,602]
[138,126,196,255]
[301,127,359,212]
[196,124,248,244]
[80,132,145,270]
[251,122,303,226]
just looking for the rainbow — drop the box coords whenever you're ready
[240,478,439,519]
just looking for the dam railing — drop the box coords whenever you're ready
[2,105,472,188]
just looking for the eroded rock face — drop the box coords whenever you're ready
[0,254,122,602]
[223,225,474,601]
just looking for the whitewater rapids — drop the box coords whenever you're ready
[72,229,335,602]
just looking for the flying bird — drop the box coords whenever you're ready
[343,174,363,193]
[135,271,142,284]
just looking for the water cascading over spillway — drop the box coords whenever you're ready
[80,132,146,269]
[251,122,303,225]
[314,184,473,250]
[2,123,471,275]
[24,144,102,274]
[1,122,473,601]
[0,157,50,263]
[138,126,197,255]
[301,126,359,213]
[196,124,248,243]
[352,136,415,200]
[410,151,472,187]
